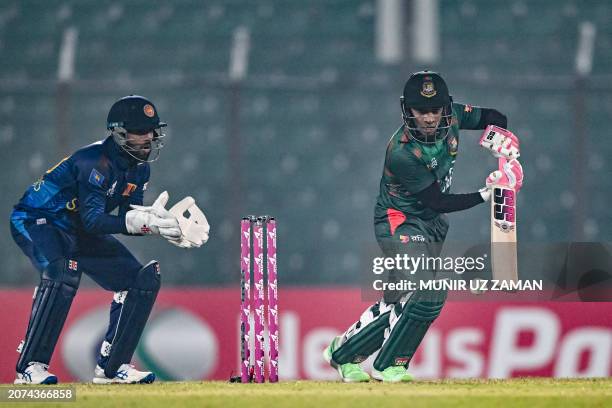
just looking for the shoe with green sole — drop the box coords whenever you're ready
[323,336,370,383]
[371,366,413,383]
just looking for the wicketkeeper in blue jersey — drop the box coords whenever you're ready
[10,95,210,384]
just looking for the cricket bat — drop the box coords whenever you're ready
[491,184,518,285]
[479,125,520,286]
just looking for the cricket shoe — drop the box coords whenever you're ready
[93,364,156,384]
[323,336,370,383]
[14,362,58,384]
[371,366,413,383]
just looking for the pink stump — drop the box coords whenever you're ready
[240,218,252,383]
[252,218,265,383]
[266,218,279,382]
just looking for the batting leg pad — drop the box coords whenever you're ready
[104,261,161,378]
[17,258,81,372]
[331,301,393,365]
[373,289,447,371]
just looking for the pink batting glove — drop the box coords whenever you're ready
[486,158,524,193]
[479,125,520,159]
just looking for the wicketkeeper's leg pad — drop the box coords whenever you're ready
[103,260,161,378]
[17,258,81,372]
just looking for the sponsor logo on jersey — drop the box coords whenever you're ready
[122,183,137,197]
[439,167,454,193]
[107,181,117,197]
[143,104,155,118]
[36,218,47,225]
[88,169,105,187]
[66,198,78,212]
[32,177,44,192]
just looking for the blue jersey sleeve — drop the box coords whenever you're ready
[76,159,128,235]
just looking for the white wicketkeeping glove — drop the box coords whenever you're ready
[125,191,182,240]
[169,196,210,248]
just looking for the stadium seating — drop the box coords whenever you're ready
[0,0,609,284]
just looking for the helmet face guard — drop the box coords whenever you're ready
[106,95,167,162]
[401,98,453,144]
[110,125,166,163]
[400,71,453,144]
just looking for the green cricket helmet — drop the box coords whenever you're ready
[400,71,453,144]
[107,95,167,162]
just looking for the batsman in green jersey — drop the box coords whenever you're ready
[324,71,518,382]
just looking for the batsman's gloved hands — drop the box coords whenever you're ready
[480,158,524,202]
[479,125,520,159]
[125,191,182,240]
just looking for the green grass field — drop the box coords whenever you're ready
[2,378,611,408]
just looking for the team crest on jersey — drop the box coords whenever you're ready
[412,148,422,159]
[448,136,458,155]
[122,183,137,197]
[399,235,410,244]
[88,169,105,187]
[464,104,473,112]
[68,260,78,271]
[420,78,437,98]
[143,104,155,118]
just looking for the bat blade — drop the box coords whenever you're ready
[491,185,518,286]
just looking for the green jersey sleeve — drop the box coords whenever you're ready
[454,103,483,130]
[387,148,435,195]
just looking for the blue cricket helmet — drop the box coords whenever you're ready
[107,95,167,162]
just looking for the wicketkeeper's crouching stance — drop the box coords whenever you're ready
[324,72,523,382]
[10,96,209,384]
